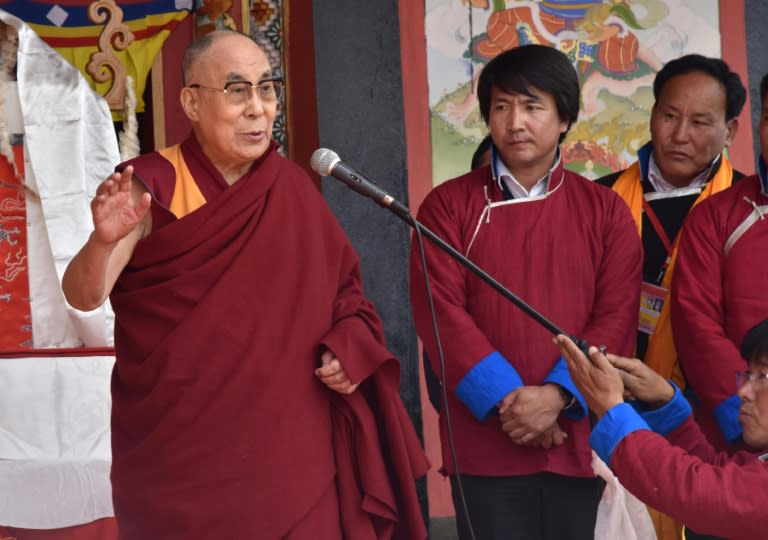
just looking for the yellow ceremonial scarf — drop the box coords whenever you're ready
[612,156,734,387]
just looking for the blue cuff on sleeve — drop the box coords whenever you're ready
[455,351,523,421]
[543,356,587,419]
[590,403,650,464]
[714,394,743,442]
[631,383,692,436]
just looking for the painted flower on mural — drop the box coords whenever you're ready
[251,0,279,28]
[265,16,281,51]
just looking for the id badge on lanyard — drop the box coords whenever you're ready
[639,281,667,335]
[638,198,673,336]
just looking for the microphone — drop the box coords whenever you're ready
[310,148,411,218]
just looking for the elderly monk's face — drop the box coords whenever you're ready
[183,33,277,174]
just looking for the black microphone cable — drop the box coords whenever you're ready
[410,215,477,540]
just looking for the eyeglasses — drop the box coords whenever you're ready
[736,370,768,391]
[188,78,284,105]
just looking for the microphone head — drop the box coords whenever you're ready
[310,148,340,176]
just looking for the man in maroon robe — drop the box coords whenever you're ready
[410,44,642,540]
[62,30,426,540]
[671,73,768,455]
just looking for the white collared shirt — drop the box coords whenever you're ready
[495,154,560,199]
[648,153,717,193]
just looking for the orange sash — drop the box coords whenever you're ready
[612,157,734,387]
[158,145,207,219]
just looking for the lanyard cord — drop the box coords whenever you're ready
[642,198,677,284]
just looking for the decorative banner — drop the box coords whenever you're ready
[426,0,721,184]
[0,0,194,113]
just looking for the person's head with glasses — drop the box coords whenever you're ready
[180,30,283,184]
[737,319,768,448]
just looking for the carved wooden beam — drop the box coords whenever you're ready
[86,0,135,111]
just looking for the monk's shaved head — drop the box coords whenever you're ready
[182,30,261,86]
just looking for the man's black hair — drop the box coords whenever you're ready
[653,54,746,122]
[760,72,768,105]
[477,44,580,143]
[740,319,768,363]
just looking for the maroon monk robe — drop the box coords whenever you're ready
[109,139,426,539]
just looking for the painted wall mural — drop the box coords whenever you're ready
[246,0,286,152]
[195,0,237,34]
[425,0,721,184]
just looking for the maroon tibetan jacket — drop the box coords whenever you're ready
[410,160,642,478]
[613,416,768,540]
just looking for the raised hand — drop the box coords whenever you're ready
[91,166,151,247]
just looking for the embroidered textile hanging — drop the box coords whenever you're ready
[0,0,193,113]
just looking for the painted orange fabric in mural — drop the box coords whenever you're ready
[0,144,30,350]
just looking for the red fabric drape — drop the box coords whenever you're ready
[0,144,30,350]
